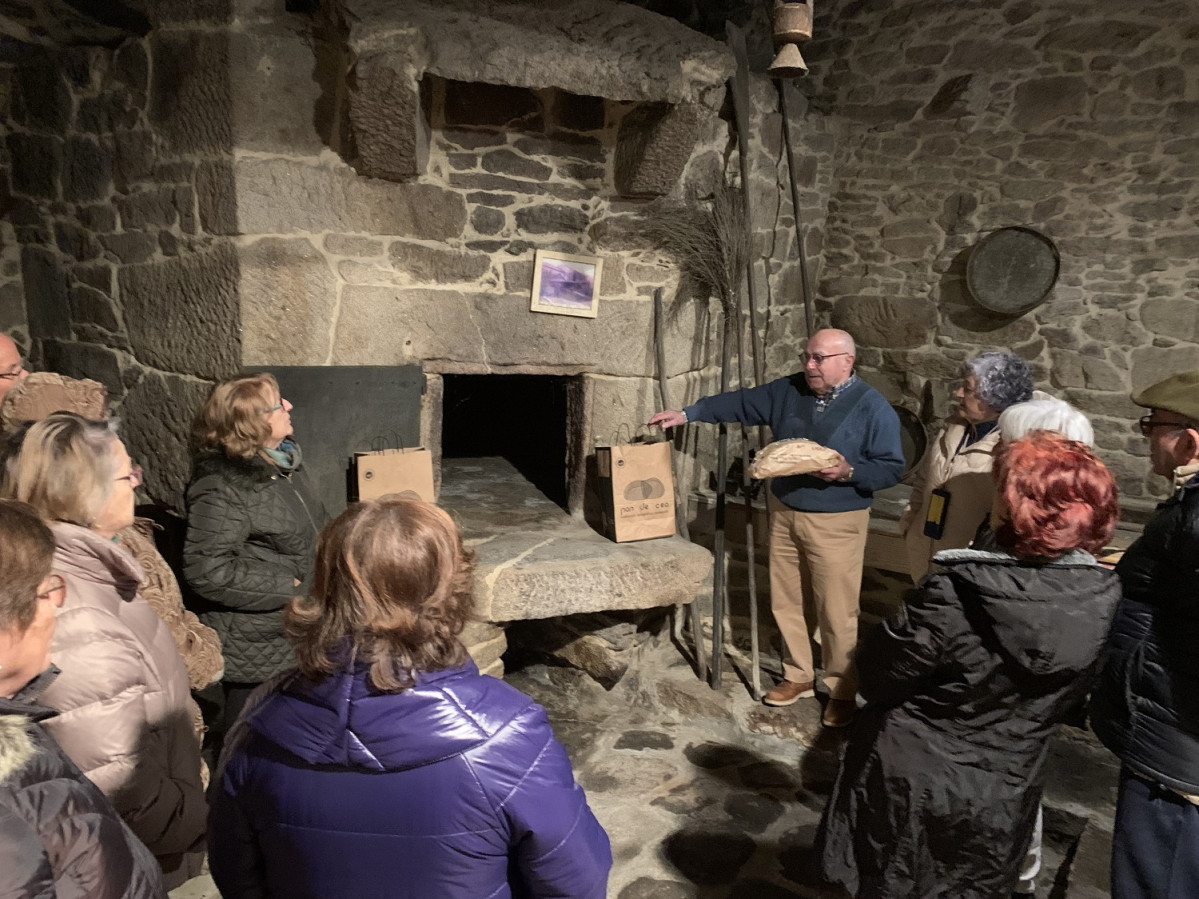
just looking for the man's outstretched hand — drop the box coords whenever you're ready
[648,410,686,430]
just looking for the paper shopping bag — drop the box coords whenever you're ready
[353,446,435,503]
[596,440,676,542]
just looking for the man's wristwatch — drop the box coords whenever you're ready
[838,465,854,482]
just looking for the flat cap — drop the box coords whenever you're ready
[1131,367,1199,421]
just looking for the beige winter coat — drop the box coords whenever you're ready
[900,418,1002,582]
[0,372,224,696]
[40,522,207,884]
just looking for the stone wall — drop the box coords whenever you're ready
[800,0,1199,502]
[209,0,835,510]
[0,11,242,507]
[1,0,837,538]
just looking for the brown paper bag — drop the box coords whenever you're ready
[596,440,676,542]
[354,447,435,503]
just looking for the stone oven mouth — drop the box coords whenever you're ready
[441,372,571,510]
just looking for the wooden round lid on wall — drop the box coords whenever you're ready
[892,404,928,484]
[966,226,1060,315]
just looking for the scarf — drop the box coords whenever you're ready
[263,438,300,473]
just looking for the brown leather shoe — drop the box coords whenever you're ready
[821,698,857,728]
[763,679,816,707]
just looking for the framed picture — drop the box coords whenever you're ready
[529,250,603,319]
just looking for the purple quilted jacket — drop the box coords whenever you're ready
[208,659,611,899]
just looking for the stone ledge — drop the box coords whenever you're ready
[439,457,711,623]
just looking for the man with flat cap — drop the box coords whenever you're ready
[1090,368,1199,898]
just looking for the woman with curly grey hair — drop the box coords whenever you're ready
[900,351,1034,581]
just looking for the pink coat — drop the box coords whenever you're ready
[40,522,206,882]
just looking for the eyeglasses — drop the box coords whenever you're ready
[801,352,849,366]
[263,401,284,414]
[0,361,26,380]
[36,578,65,601]
[1138,416,1188,437]
[116,464,144,486]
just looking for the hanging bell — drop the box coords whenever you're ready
[769,42,808,78]
[769,0,813,79]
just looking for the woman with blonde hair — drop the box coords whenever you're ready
[0,499,167,898]
[1,413,206,887]
[183,373,326,739]
[209,498,612,899]
[0,370,224,697]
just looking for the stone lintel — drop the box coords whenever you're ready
[331,0,731,183]
[340,0,732,105]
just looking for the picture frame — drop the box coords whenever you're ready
[529,250,603,319]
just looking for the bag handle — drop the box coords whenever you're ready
[597,424,666,448]
[606,423,666,446]
[369,431,407,453]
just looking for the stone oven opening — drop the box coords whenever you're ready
[441,373,572,510]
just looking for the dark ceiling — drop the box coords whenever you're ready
[0,0,151,47]
[1,0,758,50]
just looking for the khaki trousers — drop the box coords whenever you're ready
[768,497,870,700]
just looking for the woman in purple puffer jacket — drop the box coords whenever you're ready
[208,497,611,899]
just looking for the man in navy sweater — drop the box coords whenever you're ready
[650,329,904,727]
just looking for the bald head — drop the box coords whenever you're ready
[815,329,855,355]
[0,333,29,404]
[802,328,857,394]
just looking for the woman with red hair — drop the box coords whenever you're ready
[817,433,1122,898]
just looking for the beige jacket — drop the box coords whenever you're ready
[1,372,223,696]
[900,418,1001,582]
[40,522,206,881]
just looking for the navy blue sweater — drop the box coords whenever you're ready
[684,373,904,513]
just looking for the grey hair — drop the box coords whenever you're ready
[965,352,1034,413]
[0,412,121,527]
[999,398,1094,446]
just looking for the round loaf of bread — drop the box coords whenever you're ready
[750,437,841,478]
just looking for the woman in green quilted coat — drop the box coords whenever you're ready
[183,373,327,738]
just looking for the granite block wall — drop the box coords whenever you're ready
[0,24,239,506]
[799,0,1199,502]
[0,1,832,516]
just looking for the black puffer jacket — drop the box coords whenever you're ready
[1091,474,1199,793]
[183,447,326,682]
[818,550,1121,899]
[0,685,166,898]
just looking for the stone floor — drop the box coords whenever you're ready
[174,629,1119,899]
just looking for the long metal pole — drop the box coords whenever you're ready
[778,79,816,338]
